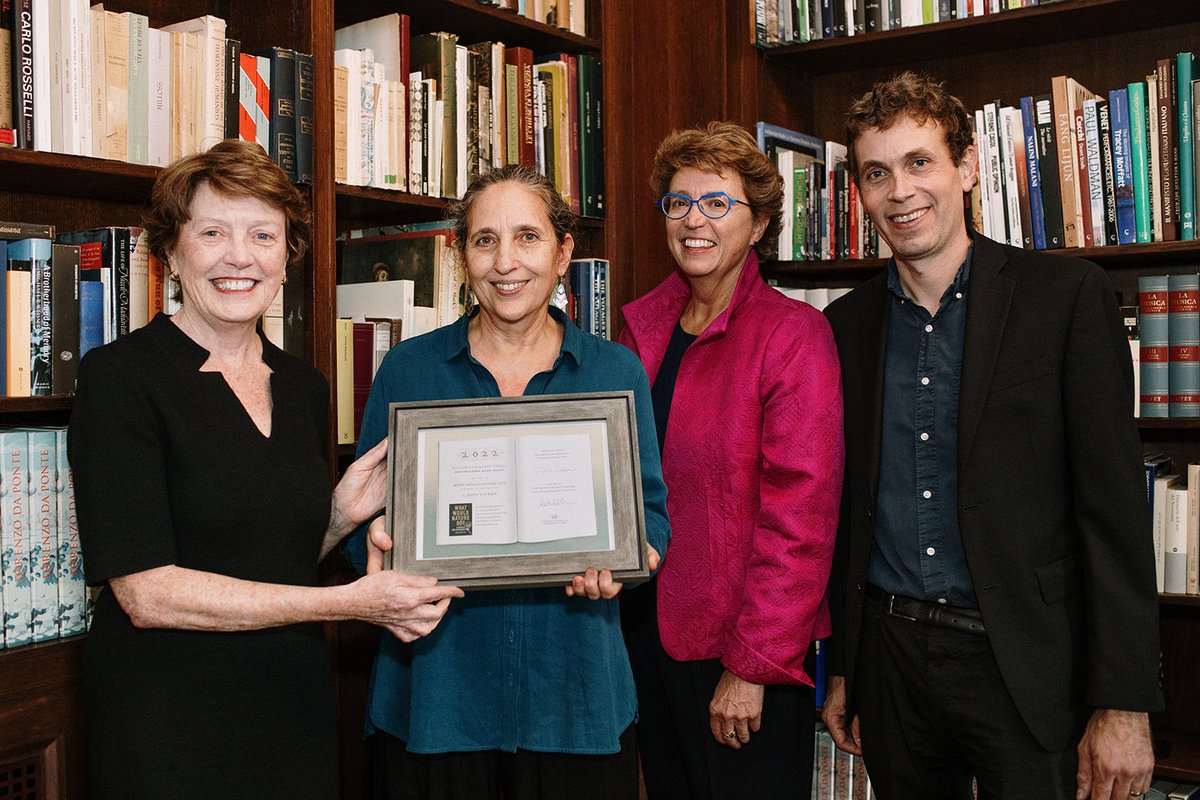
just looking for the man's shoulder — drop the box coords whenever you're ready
[824,271,888,328]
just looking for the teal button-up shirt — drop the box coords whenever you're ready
[346,306,670,754]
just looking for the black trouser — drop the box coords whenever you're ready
[621,579,816,800]
[856,591,1078,800]
[370,725,639,800]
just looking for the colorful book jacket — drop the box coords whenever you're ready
[1,429,31,647]
[55,427,86,637]
[26,428,56,642]
[1169,273,1200,418]
[1140,275,1170,418]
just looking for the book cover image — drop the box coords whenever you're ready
[337,232,450,308]
[1,429,31,648]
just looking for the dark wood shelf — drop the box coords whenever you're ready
[0,396,74,415]
[0,147,158,205]
[334,0,598,53]
[761,0,1200,75]
[0,637,85,698]
[1160,593,1200,608]
[763,257,887,278]
[1155,727,1200,783]
[335,184,451,225]
[1140,419,1200,432]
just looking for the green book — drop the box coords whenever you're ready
[1128,81,1153,243]
[1178,52,1195,240]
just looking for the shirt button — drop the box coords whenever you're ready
[926,547,936,556]
[921,376,930,386]
[922,490,932,499]
[955,292,963,299]
[937,597,948,604]
[924,324,933,333]
[920,432,929,441]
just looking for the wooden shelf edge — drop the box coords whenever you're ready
[0,636,86,696]
[0,397,74,414]
[1159,592,1200,608]
[760,0,1200,74]
[0,148,157,205]
[1154,726,1200,783]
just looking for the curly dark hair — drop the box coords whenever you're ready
[845,71,974,181]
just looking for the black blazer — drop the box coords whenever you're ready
[824,234,1163,751]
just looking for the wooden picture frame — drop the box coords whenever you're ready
[385,392,649,589]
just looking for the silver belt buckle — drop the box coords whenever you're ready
[887,594,919,623]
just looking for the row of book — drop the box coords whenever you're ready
[971,55,1199,253]
[0,426,90,650]
[0,220,183,398]
[331,13,604,216]
[1136,274,1200,420]
[476,0,589,36]
[0,7,311,183]
[751,0,1068,47]
[812,723,874,800]
[1145,454,1200,597]
[757,122,892,263]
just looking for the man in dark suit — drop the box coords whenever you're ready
[821,72,1162,800]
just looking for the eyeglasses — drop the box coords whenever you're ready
[658,192,750,220]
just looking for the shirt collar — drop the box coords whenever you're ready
[885,243,974,308]
[441,304,583,367]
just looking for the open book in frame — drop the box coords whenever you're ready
[385,392,650,589]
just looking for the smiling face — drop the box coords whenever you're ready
[665,167,767,291]
[853,115,977,270]
[464,180,574,328]
[168,182,288,338]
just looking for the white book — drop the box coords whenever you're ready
[333,49,363,185]
[899,0,922,28]
[491,43,505,169]
[805,287,831,311]
[998,107,1024,248]
[1154,473,1178,593]
[49,0,67,153]
[408,72,424,194]
[337,279,416,346]
[125,11,149,165]
[72,0,91,155]
[1,430,33,648]
[254,55,270,154]
[778,148,795,261]
[372,64,388,188]
[410,306,437,339]
[1189,463,1200,594]
[89,5,107,159]
[54,428,86,638]
[33,0,51,151]
[146,27,171,166]
[974,110,993,241]
[982,102,1008,245]
[570,0,586,34]
[334,14,403,82]
[1082,97,1106,247]
[455,44,469,199]
[1165,482,1189,593]
[26,429,58,643]
[160,15,226,152]
[128,227,149,332]
[533,77,545,181]
[262,287,284,349]
[430,95,444,199]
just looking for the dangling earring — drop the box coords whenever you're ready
[280,274,288,285]
[550,274,569,311]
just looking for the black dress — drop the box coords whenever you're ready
[68,314,339,799]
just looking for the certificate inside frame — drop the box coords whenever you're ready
[385,392,649,589]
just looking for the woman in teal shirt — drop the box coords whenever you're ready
[346,164,670,800]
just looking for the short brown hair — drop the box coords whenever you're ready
[447,164,576,253]
[845,71,974,180]
[649,121,782,252]
[145,139,311,273]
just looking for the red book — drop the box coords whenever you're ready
[351,322,374,436]
[504,46,536,168]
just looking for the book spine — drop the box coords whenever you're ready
[1033,96,1064,248]
[265,47,297,182]
[1140,275,1171,418]
[1157,58,1178,241]
[115,228,130,338]
[1165,484,1189,593]
[49,244,78,394]
[295,50,314,185]
[1096,98,1118,246]
[1019,97,1047,250]
[1179,53,1195,240]
[54,428,84,637]
[126,13,149,164]
[1109,88,1137,245]
[11,0,32,148]
[1073,104,1094,247]
[1169,273,1200,418]
[1082,99,1106,247]
[29,239,50,396]
[27,429,55,642]
[1050,77,1081,247]
[223,38,240,142]
[1128,82,1153,243]
[1,430,31,647]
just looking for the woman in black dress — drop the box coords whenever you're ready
[67,140,462,799]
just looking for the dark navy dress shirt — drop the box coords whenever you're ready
[868,247,977,608]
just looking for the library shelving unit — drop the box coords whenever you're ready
[754,0,1200,783]
[0,0,616,797]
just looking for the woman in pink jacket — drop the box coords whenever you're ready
[619,121,844,799]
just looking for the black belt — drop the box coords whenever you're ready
[866,584,987,637]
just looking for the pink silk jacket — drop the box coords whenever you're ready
[619,251,844,686]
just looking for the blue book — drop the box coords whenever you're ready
[1140,275,1170,418]
[1168,274,1200,417]
[755,121,825,161]
[813,637,826,707]
[1108,88,1137,245]
[1178,53,1195,241]
[1019,97,1047,250]
[79,281,104,359]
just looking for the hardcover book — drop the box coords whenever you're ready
[1169,273,1200,418]
[26,428,56,642]
[1,428,31,647]
[55,427,85,637]
[1140,275,1170,418]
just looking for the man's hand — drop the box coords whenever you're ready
[1075,708,1153,800]
[821,675,862,756]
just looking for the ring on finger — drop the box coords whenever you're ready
[723,730,736,739]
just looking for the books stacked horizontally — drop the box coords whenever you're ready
[813,723,876,800]
[332,14,604,217]
[772,285,853,312]
[1144,454,1200,598]
[0,426,89,650]
[968,54,1199,252]
[751,0,1069,47]
[756,122,892,263]
[476,0,588,36]
[0,8,312,183]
